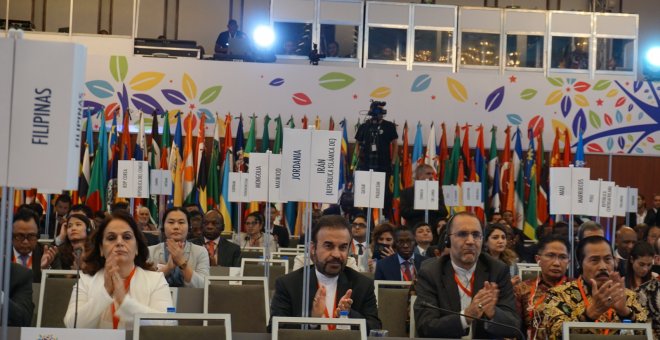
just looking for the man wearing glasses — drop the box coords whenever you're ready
[12,208,60,282]
[375,229,426,281]
[513,235,570,339]
[414,212,519,338]
[350,214,369,272]
[541,236,647,339]
[191,210,242,267]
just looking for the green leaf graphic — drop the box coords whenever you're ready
[654,144,660,151]
[547,77,564,87]
[109,56,128,82]
[593,80,612,91]
[520,89,537,100]
[199,86,222,105]
[319,72,355,90]
[588,110,601,129]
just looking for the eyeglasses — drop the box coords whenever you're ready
[13,233,39,242]
[540,253,570,262]
[352,223,367,228]
[450,231,483,241]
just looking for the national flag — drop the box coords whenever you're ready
[196,114,208,212]
[329,117,335,131]
[273,115,284,154]
[339,118,349,195]
[78,113,93,202]
[500,126,513,212]
[524,129,536,201]
[302,115,308,129]
[487,126,498,215]
[550,128,562,167]
[438,123,449,185]
[574,130,585,167]
[120,110,133,161]
[513,128,525,230]
[234,115,245,172]
[391,150,402,226]
[134,111,147,161]
[424,122,438,175]
[314,115,321,130]
[349,118,360,173]
[183,113,196,205]
[562,129,572,166]
[536,131,549,227]
[160,112,171,210]
[490,161,501,215]
[443,125,461,185]
[524,166,539,239]
[87,114,108,212]
[219,150,233,234]
[284,116,297,233]
[170,112,184,207]
[401,122,413,189]
[461,124,472,179]
[475,125,487,221]
[107,111,119,210]
[261,114,271,152]
[148,110,161,223]
[222,114,233,164]
[207,114,222,210]
[412,122,424,167]
[244,115,259,214]
[455,158,465,212]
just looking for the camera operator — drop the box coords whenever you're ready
[354,101,398,220]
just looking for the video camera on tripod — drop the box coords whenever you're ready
[367,100,387,117]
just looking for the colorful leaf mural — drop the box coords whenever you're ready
[447,78,468,103]
[319,72,355,90]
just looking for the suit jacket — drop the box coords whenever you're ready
[269,266,381,332]
[20,245,62,283]
[374,253,426,281]
[9,263,34,327]
[400,186,448,229]
[191,237,242,267]
[413,254,520,339]
[644,208,659,227]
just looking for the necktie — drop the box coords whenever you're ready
[403,261,413,281]
[206,241,215,256]
[357,243,364,256]
[20,255,29,267]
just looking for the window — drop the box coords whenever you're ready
[368,27,407,61]
[596,38,634,72]
[274,22,313,56]
[414,30,453,64]
[506,34,544,68]
[551,36,590,70]
[461,32,500,66]
[320,24,359,58]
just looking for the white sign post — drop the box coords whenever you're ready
[354,170,386,271]
[626,187,638,226]
[549,167,572,215]
[584,180,601,217]
[462,182,483,208]
[442,185,460,207]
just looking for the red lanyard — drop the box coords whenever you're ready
[12,254,33,269]
[317,282,338,330]
[454,272,475,297]
[401,263,415,282]
[577,278,613,335]
[528,276,566,320]
[111,267,137,329]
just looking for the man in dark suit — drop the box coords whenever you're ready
[7,263,34,326]
[191,210,242,267]
[375,229,426,281]
[13,208,61,283]
[644,194,660,227]
[269,215,381,332]
[400,164,447,229]
[414,212,520,339]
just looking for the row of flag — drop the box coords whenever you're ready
[10,112,585,240]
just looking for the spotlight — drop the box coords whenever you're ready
[643,46,660,80]
[253,26,275,48]
[646,47,660,67]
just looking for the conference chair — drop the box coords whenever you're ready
[409,295,417,338]
[204,276,269,333]
[37,269,77,327]
[240,258,288,291]
[272,250,301,271]
[133,313,232,340]
[31,283,40,326]
[518,263,542,281]
[242,247,266,259]
[373,280,413,337]
[271,316,367,340]
[209,266,231,276]
[562,321,653,340]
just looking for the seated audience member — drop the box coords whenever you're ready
[629,194,646,227]
[270,205,290,248]
[269,215,381,332]
[484,224,520,283]
[578,221,604,240]
[148,207,209,288]
[240,211,278,251]
[645,224,660,248]
[43,194,72,238]
[326,41,339,57]
[489,211,502,225]
[111,201,130,213]
[635,272,660,339]
[376,229,426,281]
[13,208,60,282]
[94,211,109,228]
[521,222,552,263]
[191,210,241,267]
[350,214,370,272]
[541,236,647,339]
[136,206,157,232]
[183,202,201,214]
[400,164,448,229]
[514,235,570,339]
[434,218,448,245]
[500,210,516,229]
[370,223,396,272]
[188,210,204,240]
[644,194,660,227]
[552,221,570,239]
[615,226,637,276]
[8,263,34,326]
[624,241,655,289]
[413,222,434,257]
[59,214,93,270]
[63,211,173,329]
[414,212,520,338]
[215,19,247,54]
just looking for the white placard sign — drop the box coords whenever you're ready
[627,188,638,213]
[248,153,269,202]
[150,169,163,195]
[117,160,134,198]
[268,154,285,203]
[7,39,87,190]
[281,128,312,201]
[549,167,572,214]
[584,180,601,217]
[309,130,343,203]
[463,182,483,207]
[570,167,591,215]
[369,171,386,209]
[414,180,440,210]
[353,171,385,208]
[21,327,125,340]
[614,186,628,217]
[598,181,615,218]
[161,169,172,194]
[442,185,459,207]
[228,172,249,202]
[134,161,149,198]
[0,39,13,185]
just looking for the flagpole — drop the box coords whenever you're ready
[364,170,374,272]
[264,151,272,280]
[569,213,575,278]
[424,179,429,224]
[625,186,631,227]
[596,179,602,224]
[607,151,613,239]
[301,199,312,323]
[43,193,52,238]
[0,186,8,339]
[1,188,15,340]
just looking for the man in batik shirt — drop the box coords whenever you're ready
[636,277,660,339]
[541,236,647,339]
[514,235,571,339]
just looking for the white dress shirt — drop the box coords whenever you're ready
[451,260,477,337]
[315,269,339,328]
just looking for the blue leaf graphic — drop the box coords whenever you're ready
[411,74,432,92]
[506,114,523,126]
[617,136,625,150]
[635,147,643,154]
[627,103,634,112]
[118,84,129,114]
[572,109,586,137]
[485,86,505,112]
[269,78,285,86]
[567,78,576,85]
[131,93,164,114]
[606,137,614,151]
[615,110,623,123]
[86,80,115,99]
[83,100,105,114]
[633,81,643,93]
[197,108,215,123]
[162,89,187,105]
[561,96,572,117]
[638,112,644,120]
